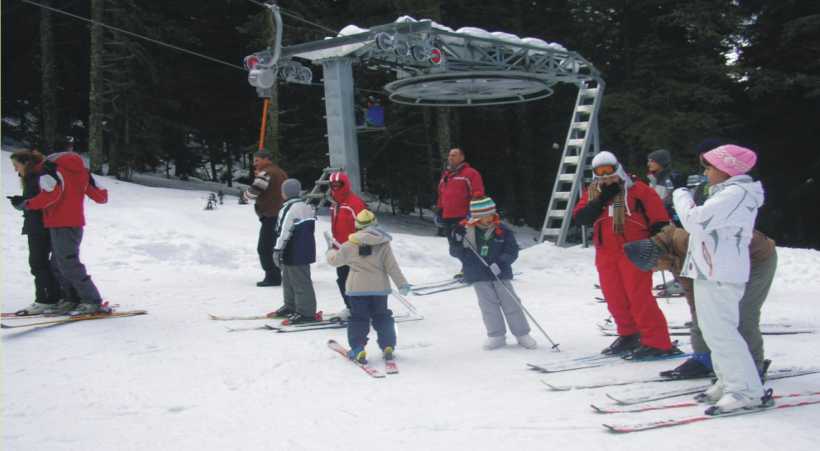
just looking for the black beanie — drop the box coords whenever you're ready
[647,149,671,167]
[624,239,665,272]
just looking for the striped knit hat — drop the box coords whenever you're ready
[355,209,378,230]
[469,197,497,219]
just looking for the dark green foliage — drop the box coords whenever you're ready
[2,0,818,247]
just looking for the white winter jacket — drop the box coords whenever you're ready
[672,175,764,283]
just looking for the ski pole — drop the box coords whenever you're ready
[460,237,561,351]
[390,290,421,318]
[659,270,669,303]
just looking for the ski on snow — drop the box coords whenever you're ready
[602,395,820,433]
[604,368,820,405]
[1,310,148,329]
[596,319,813,336]
[527,343,688,374]
[225,314,423,333]
[593,390,820,414]
[543,367,813,392]
[410,272,522,296]
[209,310,344,322]
[327,339,385,378]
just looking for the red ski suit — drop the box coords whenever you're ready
[436,163,484,219]
[26,152,108,228]
[329,172,366,245]
[573,180,672,350]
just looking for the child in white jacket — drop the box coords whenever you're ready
[672,144,768,414]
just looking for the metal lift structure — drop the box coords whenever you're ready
[245,7,604,246]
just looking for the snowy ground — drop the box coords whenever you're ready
[3,147,820,451]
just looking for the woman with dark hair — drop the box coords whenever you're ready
[8,150,63,315]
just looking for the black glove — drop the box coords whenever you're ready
[7,195,26,210]
[42,160,58,176]
[649,221,670,236]
[598,182,621,203]
[89,174,97,187]
[273,250,283,268]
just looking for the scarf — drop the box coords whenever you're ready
[463,219,501,256]
[588,179,626,235]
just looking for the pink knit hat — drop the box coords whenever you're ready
[702,144,757,177]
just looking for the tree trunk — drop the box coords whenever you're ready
[422,108,439,206]
[88,0,105,172]
[39,1,58,153]
[436,108,452,161]
[224,141,233,187]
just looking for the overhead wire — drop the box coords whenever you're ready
[20,0,246,71]
[242,0,339,36]
[22,0,387,95]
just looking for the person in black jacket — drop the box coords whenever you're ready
[8,150,64,315]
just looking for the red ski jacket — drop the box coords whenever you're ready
[437,163,485,219]
[329,172,366,245]
[26,152,108,228]
[573,180,669,254]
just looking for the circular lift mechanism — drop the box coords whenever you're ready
[384,71,555,107]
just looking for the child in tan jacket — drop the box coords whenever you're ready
[326,210,411,363]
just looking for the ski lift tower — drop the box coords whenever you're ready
[245,14,604,246]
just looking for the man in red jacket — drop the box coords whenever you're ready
[437,148,485,278]
[328,171,367,316]
[13,150,109,315]
[573,151,678,360]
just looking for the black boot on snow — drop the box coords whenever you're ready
[282,312,320,325]
[660,357,714,379]
[601,334,641,355]
[256,271,281,287]
[624,344,683,361]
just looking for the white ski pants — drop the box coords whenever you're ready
[694,279,764,399]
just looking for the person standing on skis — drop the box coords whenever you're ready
[573,151,679,360]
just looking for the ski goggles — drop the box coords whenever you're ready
[593,164,618,177]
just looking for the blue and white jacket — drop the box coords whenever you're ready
[275,198,316,265]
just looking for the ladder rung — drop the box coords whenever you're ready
[567,138,586,148]
[558,173,576,182]
[580,88,599,98]
[548,209,566,218]
[315,180,330,185]
[552,191,571,200]
[575,104,594,113]
[571,121,589,131]
[562,156,579,165]
[540,228,561,236]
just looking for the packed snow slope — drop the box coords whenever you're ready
[3,148,820,451]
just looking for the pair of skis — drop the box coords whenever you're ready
[601,391,820,433]
[595,317,815,336]
[591,384,820,434]
[527,342,689,374]
[327,339,398,378]
[410,272,523,296]
[1,310,148,330]
[541,367,814,392]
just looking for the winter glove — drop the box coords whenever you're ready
[7,195,26,211]
[272,250,283,268]
[649,221,670,237]
[243,189,258,202]
[398,284,411,296]
[450,228,464,243]
[88,174,98,188]
[489,263,502,277]
[598,182,621,203]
